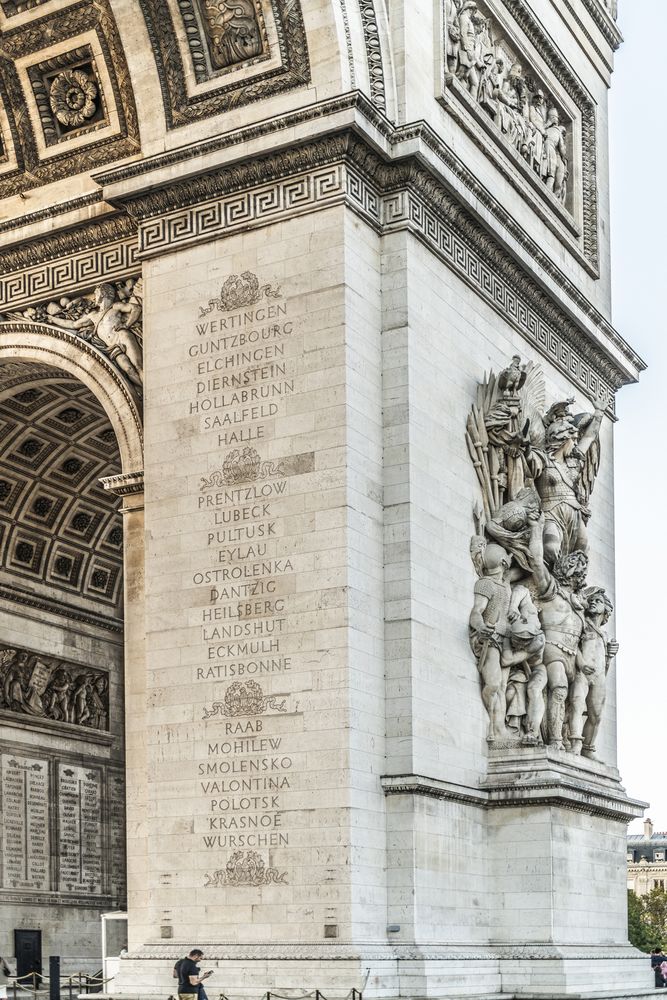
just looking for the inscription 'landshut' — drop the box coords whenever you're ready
[188,275,294,887]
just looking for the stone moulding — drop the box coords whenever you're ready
[382,767,646,823]
[137,0,310,128]
[100,471,144,497]
[439,0,599,270]
[0,708,117,743]
[358,0,386,112]
[98,126,641,401]
[128,943,639,961]
[0,236,138,313]
[0,583,123,633]
[0,322,144,470]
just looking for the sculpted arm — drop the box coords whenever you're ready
[470,592,491,636]
[49,312,95,331]
[577,392,606,455]
[526,516,551,596]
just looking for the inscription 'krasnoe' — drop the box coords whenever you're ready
[189,272,295,886]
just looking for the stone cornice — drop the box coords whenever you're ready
[580,0,622,49]
[0,583,123,633]
[96,110,643,397]
[382,758,646,822]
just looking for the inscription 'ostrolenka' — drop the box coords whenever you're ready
[190,272,293,887]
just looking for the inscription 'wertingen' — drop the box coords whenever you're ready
[188,273,296,886]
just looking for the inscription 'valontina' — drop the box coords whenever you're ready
[190,273,293,886]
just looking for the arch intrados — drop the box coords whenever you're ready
[0,321,143,475]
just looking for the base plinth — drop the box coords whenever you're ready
[106,946,654,1000]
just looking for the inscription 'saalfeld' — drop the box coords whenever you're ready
[190,279,296,886]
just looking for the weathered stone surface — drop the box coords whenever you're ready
[0,1,650,998]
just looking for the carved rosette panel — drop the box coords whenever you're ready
[138,0,310,128]
[0,0,139,198]
[0,644,110,731]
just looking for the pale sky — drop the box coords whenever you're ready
[610,2,667,834]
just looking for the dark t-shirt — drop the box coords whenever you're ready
[178,958,200,994]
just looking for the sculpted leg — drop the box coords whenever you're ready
[582,677,607,758]
[479,647,509,742]
[545,658,569,749]
[567,672,589,754]
[525,663,547,744]
[115,352,143,390]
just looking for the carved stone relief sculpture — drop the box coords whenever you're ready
[3,278,143,394]
[0,645,109,731]
[199,0,268,70]
[444,0,570,206]
[466,357,616,757]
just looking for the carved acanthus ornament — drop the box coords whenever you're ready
[2,278,143,395]
[467,357,616,759]
[444,0,570,206]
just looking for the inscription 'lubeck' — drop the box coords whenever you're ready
[189,275,295,884]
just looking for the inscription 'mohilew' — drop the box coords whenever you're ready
[189,274,297,886]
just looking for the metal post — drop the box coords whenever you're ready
[50,957,61,1000]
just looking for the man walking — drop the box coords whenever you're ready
[177,949,213,1000]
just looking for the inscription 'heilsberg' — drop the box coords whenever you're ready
[188,274,296,887]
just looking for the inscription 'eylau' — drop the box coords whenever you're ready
[188,273,295,888]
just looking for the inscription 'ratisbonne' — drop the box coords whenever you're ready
[188,279,296,881]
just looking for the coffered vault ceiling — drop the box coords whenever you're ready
[0,363,123,623]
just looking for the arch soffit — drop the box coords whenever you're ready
[0,322,143,476]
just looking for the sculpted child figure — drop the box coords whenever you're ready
[568,587,617,758]
[469,543,512,742]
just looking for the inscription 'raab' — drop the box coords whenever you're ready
[188,273,303,888]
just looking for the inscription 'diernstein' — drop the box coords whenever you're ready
[188,272,298,888]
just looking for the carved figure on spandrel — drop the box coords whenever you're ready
[568,587,617,758]
[49,281,143,391]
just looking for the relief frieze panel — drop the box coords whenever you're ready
[186,0,270,79]
[444,0,571,209]
[0,645,109,732]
